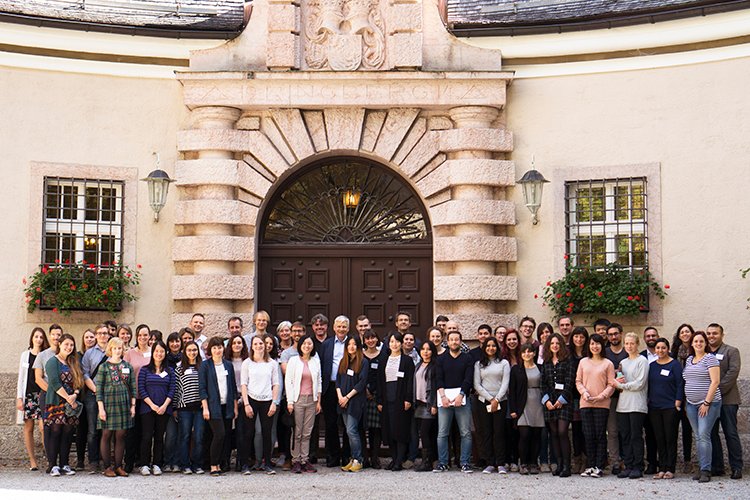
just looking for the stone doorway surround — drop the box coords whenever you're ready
[171,0,519,338]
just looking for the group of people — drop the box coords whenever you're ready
[16,312,743,483]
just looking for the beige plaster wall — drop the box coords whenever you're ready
[507,56,750,376]
[0,66,184,372]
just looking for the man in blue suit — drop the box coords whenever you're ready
[320,315,351,467]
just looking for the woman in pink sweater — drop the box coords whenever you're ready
[576,333,615,478]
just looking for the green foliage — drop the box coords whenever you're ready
[542,262,666,319]
[23,259,141,316]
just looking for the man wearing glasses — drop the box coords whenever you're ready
[81,324,113,473]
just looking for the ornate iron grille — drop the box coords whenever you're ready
[262,162,430,244]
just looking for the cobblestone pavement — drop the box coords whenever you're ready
[0,466,747,499]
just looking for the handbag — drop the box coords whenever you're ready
[64,400,83,418]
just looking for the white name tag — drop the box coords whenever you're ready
[143,352,151,358]
[716,354,724,360]
[486,405,493,413]
[223,369,229,376]
[555,383,564,390]
[184,368,194,375]
[122,368,130,374]
[371,363,379,370]
[347,369,354,376]
[158,371,167,378]
[397,371,405,378]
[660,369,670,377]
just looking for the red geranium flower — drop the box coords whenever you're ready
[634,295,640,301]
[136,264,142,269]
[35,287,41,292]
[597,291,603,297]
[70,284,76,291]
[546,281,551,287]
[533,294,538,299]
[52,308,58,313]
[555,294,562,299]
[563,255,569,260]
[102,290,108,295]
[568,302,574,307]
[34,299,40,304]
[566,307,573,313]
[82,283,89,289]
[565,292,571,297]
[579,283,585,289]
[664,284,670,289]
[627,296,633,301]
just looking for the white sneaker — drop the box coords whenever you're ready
[498,465,508,474]
[50,466,61,477]
[581,467,593,477]
[152,465,162,476]
[590,467,602,478]
[482,466,495,474]
[140,465,151,476]
[61,465,76,476]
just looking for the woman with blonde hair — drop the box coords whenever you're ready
[96,337,136,477]
[44,333,85,476]
[611,332,649,479]
[16,327,49,470]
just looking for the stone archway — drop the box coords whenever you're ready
[171,0,520,337]
[257,157,433,332]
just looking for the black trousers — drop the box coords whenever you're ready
[246,399,274,466]
[139,411,169,467]
[677,406,692,462]
[208,416,232,467]
[581,407,608,469]
[616,412,645,471]
[321,384,349,464]
[475,401,506,466]
[416,416,437,464]
[649,408,678,473]
[644,413,658,469]
[47,423,74,468]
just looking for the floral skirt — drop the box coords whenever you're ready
[23,391,42,420]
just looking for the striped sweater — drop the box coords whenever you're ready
[175,363,202,410]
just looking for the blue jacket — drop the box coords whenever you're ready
[199,359,237,420]
[320,335,348,394]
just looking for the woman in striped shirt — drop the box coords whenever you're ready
[682,331,721,483]
[175,341,204,474]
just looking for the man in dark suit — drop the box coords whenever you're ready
[319,315,351,467]
[707,323,743,479]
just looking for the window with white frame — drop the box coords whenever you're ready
[42,177,124,267]
[565,178,647,271]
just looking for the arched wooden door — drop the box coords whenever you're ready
[258,159,433,337]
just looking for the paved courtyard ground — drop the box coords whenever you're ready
[0,466,747,499]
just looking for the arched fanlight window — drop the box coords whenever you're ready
[262,161,431,244]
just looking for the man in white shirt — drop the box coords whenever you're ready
[190,313,207,360]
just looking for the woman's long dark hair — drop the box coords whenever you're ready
[224,333,249,361]
[543,333,570,363]
[568,326,590,358]
[339,336,364,375]
[146,340,168,373]
[28,327,50,351]
[670,323,695,358]
[479,337,502,367]
[180,341,202,370]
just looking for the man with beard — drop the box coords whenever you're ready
[604,323,627,475]
[706,323,743,479]
[519,317,537,347]
[640,326,660,474]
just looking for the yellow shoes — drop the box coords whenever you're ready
[349,460,363,472]
[341,459,353,472]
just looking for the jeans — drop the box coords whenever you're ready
[685,401,721,472]
[711,404,743,472]
[437,404,472,466]
[177,409,205,470]
[343,413,363,462]
[84,392,101,464]
[163,414,179,467]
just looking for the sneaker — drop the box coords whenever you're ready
[349,460,363,472]
[274,454,286,467]
[291,462,302,474]
[262,465,276,475]
[483,466,495,474]
[498,465,508,474]
[402,460,414,470]
[140,466,151,476]
[182,468,193,475]
[529,465,540,475]
[194,468,205,475]
[580,467,593,477]
[461,464,473,474]
[341,459,353,472]
[151,465,162,476]
[302,462,317,473]
[540,463,550,473]
[242,465,251,475]
[590,467,602,478]
[61,465,76,476]
[519,465,529,475]
[432,464,448,473]
[50,466,61,477]
[510,463,519,473]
